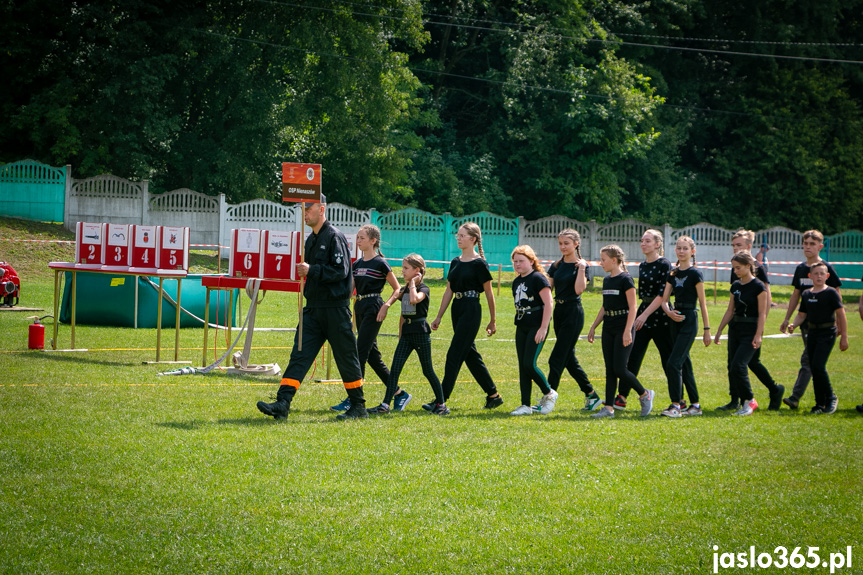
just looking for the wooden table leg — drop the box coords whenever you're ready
[52,270,60,350]
[202,287,210,367]
[70,271,77,349]
[174,278,182,362]
[156,277,164,362]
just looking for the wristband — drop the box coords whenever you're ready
[704,327,710,330]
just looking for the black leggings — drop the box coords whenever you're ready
[602,320,645,403]
[355,298,390,383]
[385,332,444,405]
[807,327,837,407]
[726,326,758,402]
[727,347,780,401]
[622,319,673,398]
[441,299,498,401]
[547,302,593,394]
[664,309,699,404]
[516,326,551,406]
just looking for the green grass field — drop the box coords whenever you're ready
[2,218,862,574]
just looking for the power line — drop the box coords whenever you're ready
[256,0,863,65]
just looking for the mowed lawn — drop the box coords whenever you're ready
[1,223,862,574]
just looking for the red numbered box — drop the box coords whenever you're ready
[229,228,263,278]
[75,222,108,267]
[160,226,189,271]
[103,224,131,269]
[130,225,159,269]
[262,230,301,280]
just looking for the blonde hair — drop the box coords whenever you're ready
[399,253,426,297]
[732,229,756,248]
[558,228,583,261]
[358,224,383,257]
[802,229,824,243]
[643,229,665,257]
[731,251,756,275]
[670,235,696,276]
[459,222,485,259]
[600,244,627,273]
[511,245,545,275]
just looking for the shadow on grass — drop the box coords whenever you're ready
[37,352,134,368]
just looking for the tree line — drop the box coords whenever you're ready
[2,0,862,233]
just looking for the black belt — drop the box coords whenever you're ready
[403,317,427,325]
[731,316,757,324]
[674,302,697,310]
[555,298,581,304]
[355,292,381,301]
[453,290,479,299]
[515,305,543,313]
[809,321,836,330]
[605,309,629,317]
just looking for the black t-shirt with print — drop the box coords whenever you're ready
[792,261,842,292]
[447,257,493,293]
[602,272,635,326]
[548,260,590,302]
[352,256,392,296]
[799,287,843,326]
[667,267,703,307]
[731,278,766,319]
[401,283,431,335]
[637,257,672,329]
[512,270,550,328]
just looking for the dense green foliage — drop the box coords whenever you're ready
[2,0,862,231]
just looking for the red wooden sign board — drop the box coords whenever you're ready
[282,163,322,203]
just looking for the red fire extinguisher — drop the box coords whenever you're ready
[28,316,46,350]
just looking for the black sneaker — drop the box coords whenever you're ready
[367,403,391,415]
[432,402,451,416]
[257,400,289,420]
[717,400,740,411]
[823,396,838,414]
[483,395,504,409]
[856,404,863,413]
[679,399,688,412]
[336,403,369,420]
[768,384,785,411]
[422,400,437,411]
[810,405,825,415]
[613,394,627,410]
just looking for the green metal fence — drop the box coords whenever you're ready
[0,160,66,223]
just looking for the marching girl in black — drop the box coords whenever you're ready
[658,236,711,418]
[587,245,656,418]
[546,229,601,410]
[430,222,503,409]
[369,254,449,415]
[509,245,558,416]
[616,229,674,411]
[331,224,401,412]
[787,262,848,414]
[718,229,784,411]
[713,252,768,416]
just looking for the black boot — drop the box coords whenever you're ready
[768,384,785,411]
[717,398,740,411]
[336,387,368,420]
[257,399,289,420]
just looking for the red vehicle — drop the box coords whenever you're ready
[0,262,20,307]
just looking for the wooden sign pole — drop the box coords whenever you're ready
[298,202,305,351]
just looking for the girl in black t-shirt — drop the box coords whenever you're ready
[547,229,600,410]
[618,229,674,411]
[787,262,849,414]
[714,253,769,416]
[430,222,502,409]
[370,254,449,415]
[658,236,711,418]
[587,245,656,418]
[331,224,401,413]
[722,229,784,411]
[510,245,558,415]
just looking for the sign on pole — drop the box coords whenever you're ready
[282,163,322,203]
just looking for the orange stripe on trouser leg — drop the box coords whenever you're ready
[280,378,300,389]
[343,379,363,390]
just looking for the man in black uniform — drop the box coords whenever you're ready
[257,196,368,420]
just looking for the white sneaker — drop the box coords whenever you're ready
[591,407,615,418]
[639,389,656,417]
[537,389,559,414]
[510,405,534,416]
[732,403,754,416]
